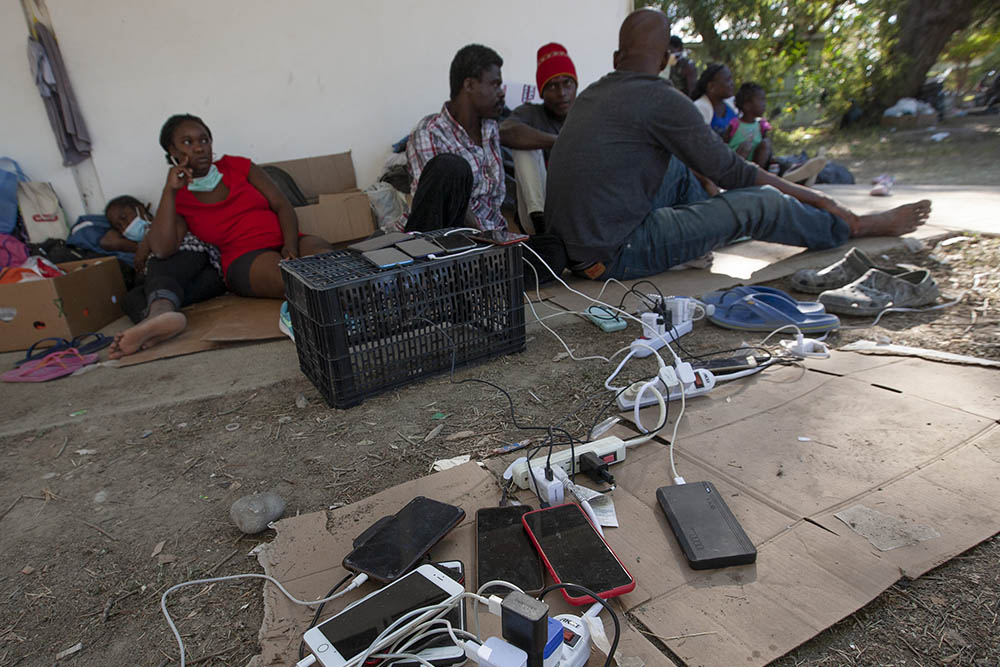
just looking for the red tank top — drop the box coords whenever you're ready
[174,155,284,276]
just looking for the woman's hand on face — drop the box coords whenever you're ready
[280,244,299,260]
[165,155,193,192]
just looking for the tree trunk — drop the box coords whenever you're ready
[864,0,980,119]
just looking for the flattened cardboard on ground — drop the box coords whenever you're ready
[813,427,1000,578]
[631,520,903,667]
[249,462,670,667]
[0,257,125,352]
[112,295,283,367]
[263,151,375,244]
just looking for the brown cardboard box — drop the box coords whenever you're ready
[0,257,125,352]
[263,151,375,244]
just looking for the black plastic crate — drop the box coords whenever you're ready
[281,235,525,408]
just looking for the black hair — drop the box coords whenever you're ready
[104,195,143,218]
[735,83,765,112]
[158,114,212,164]
[449,44,503,99]
[669,35,683,49]
[693,63,726,100]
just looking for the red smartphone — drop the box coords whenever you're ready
[521,503,636,605]
[470,229,529,245]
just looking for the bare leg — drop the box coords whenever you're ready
[246,236,335,300]
[848,199,932,237]
[108,298,187,359]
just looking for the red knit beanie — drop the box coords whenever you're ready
[536,43,577,94]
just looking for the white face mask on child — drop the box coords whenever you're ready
[122,215,151,242]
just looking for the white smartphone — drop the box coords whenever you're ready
[302,563,466,667]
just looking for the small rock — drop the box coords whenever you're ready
[93,490,108,504]
[157,553,178,565]
[278,416,292,424]
[295,394,309,409]
[446,430,475,442]
[21,565,35,575]
[177,422,188,429]
[230,492,287,534]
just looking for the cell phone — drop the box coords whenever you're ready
[348,232,413,253]
[476,506,544,596]
[361,247,414,269]
[521,503,636,605]
[433,233,477,253]
[342,496,466,583]
[302,563,466,667]
[396,238,444,258]
[469,229,530,245]
[690,355,761,374]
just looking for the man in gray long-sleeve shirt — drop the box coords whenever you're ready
[545,8,932,281]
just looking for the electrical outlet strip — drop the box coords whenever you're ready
[510,436,626,490]
[615,365,716,411]
[629,319,692,358]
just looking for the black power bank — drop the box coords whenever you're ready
[656,482,757,570]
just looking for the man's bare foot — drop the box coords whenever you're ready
[107,312,187,359]
[849,200,932,237]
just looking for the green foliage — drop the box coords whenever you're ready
[637,0,995,123]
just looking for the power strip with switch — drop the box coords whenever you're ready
[509,436,626,490]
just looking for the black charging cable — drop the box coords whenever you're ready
[537,583,620,667]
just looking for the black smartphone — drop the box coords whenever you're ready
[691,355,760,374]
[342,496,466,582]
[361,247,414,269]
[522,503,635,605]
[434,233,477,252]
[348,232,413,253]
[476,506,544,596]
[469,229,529,245]
[396,238,444,258]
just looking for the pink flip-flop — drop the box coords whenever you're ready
[1,348,99,383]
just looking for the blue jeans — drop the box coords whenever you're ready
[605,158,850,280]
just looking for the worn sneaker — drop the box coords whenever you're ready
[790,247,909,294]
[279,301,294,341]
[818,268,939,316]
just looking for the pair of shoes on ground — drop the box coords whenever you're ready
[2,348,99,383]
[791,247,939,316]
[784,157,827,186]
[870,173,894,197]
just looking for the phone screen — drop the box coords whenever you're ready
[434,233,477,252]
[522,504,634,601]
[471,230,529,245]
[313,567,459,663]
[343,497,465,582]
[396,238,444,258]
[477,506,543,595]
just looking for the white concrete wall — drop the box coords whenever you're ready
[2,0,631,222]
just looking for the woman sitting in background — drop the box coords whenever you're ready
[692,64,737,137]
[109,114,333,358]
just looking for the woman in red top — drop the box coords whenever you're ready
[109,114,332,358]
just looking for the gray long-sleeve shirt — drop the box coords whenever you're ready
[545,70,758,267]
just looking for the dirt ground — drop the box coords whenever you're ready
[2,119,999,666]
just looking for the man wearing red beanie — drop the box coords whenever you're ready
[500,42,578,235]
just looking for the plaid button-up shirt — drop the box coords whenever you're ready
[407,103,506,231]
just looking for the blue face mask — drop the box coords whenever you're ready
[122,215,151,242]
[187,163,223,192]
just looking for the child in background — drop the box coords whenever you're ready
[724,83,772,168]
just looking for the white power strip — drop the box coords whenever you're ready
[629,319,692,358]
[615,364,716,411]
[509,436,626,490]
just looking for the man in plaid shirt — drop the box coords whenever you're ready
[405,44,507,232]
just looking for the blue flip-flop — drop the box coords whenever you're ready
[14,337,72,367]
[702,286,825,315]
[70,332,112,356]
[707,292,840,333]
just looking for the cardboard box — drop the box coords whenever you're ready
[264,151,375,244]
[0,257,125,352]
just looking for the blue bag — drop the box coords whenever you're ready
[0,157,29,235]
